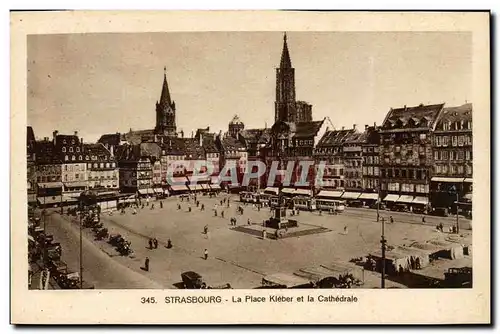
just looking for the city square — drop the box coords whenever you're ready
[39,192,472,289]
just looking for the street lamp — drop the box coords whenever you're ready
[449,185,460,234]
[380,216,387,289]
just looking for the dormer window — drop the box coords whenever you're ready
[62,147,66,152]
[64,155,68,161]
[76,147,80,152]
[71,140,75,144]
[72,155,76,161]
[79,155,82,161]
[69,147,73,153]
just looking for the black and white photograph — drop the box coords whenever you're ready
[11,10,490,324]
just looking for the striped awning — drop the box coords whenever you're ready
[341,192,361,200]
[167,177,188,186]
[397,195,415,204]
[209,184,221,190]
[359,193,379,200]
[383,194,400,202]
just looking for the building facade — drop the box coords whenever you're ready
[54,132,88,195]
[85,143,119,190]
[343,128,364,191]
[379,103,444,208]
[430,103,473,210]
[35,139,63,203]
[27,126,37,204]
[361,124,381,191]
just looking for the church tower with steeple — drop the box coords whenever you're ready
[275,33,297,123]
[155,67,177,136]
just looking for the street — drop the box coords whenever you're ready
[49,193,472,289]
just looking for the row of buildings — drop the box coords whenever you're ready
[27,33,473,211]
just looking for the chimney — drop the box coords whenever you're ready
[110,145,114,157]
[52,130,58,145]
[199,132,203,147]
[80,138,83,144]
[181,130,184,138]
[353,124,357,130]
[191,131,194,138]
[341,126,345,130]
[154,134,158,142]
[374,122,376,127]
[404,105,407,111]
[74,131,78,136]
[365,124,369,130]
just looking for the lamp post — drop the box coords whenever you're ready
[381,216,386,289]
[376,185,380,222]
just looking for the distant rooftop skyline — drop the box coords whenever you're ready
[28,31,471,142]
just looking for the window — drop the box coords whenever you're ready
[111,162,115,168]
[452,136,457,146]
[388,169,393,178]
[442,136,449,146]
[458,165,464,174]
[79,155,82,161]
[75,173,79,180]
[69,147,73,152]
[71,155,76,161]
[434,151,439,160]
[85,155,89,160]
[62,147,66,152]
[402,169,407,178]
[416,170,422,179]
[442,151,448,160]
[106,163,110,168]
[64,175,68,181]
[64,155,68,161]
[466,150,471,160]
[76,147,80,152]
[458,150,464,160]
[419,133,426,140]
[458,136,464,146]
[63,139,67,144]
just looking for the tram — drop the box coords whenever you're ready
[316,199,345,213]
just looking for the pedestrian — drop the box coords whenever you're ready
[319,209,322,216]
[196,200,200,207]
[188,206,192,212]
[148,238,153,249]
[132,208,137,215]
[177,203,181,210]
[204,225,208,234]
[221,210,224,218]
[144,257,150,271]
[247,218,251,225]
[390,216,394,223]
[262,229,267,239]
[344,226,348,235]
[422,216,426,223]
[415,257,421,270]
[142,204,145,209]
[151,203,155,210]
[410,257,415,270]
[204,249,208,260]
[160,201,163,209]
[154,238,158,249]
[220,200,223,206]
[214,209,218,217]
[258,205,260,212]
[166,238,172,249]
[201,204,205,211]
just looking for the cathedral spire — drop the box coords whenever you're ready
[279,32,292,69]
[159,66,172,106]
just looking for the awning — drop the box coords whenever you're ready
[211,176,220,184]
[200,184,208,190]
[317,190,343,199]
[38,182,63,188]
[209,184,221,190]
[358,193,379,200]
[383,194,400,202]
[341,192,361,200]
[170,185,189,192]
[281,188,295,194]
[64,181,88,188]
[227,184,241,189]
[153,188,164,194]
[167,177,188,186]
[412,196,429,205]
[264,187,279,195]
[138,188,154,195]
[294,189,312,196]
[37,196,61,205]
[189,184,204,191]
[397,195,415,204]
[431,177,464,183]
[462,193,472,201]
[187,175,211,183]
[463,178,473,183]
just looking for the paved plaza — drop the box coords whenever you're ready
[53,193,472,289]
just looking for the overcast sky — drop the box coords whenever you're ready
[27,32,471,142]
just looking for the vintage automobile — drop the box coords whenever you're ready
[431,207,450,217]
[181,271,206,289]
[347,200,364,208]
[391,203,409,212]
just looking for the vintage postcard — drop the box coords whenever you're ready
[10,11,490,324]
